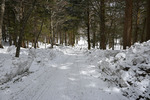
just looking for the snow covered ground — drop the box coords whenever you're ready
[86,41,150,100]
[0,41,150,100]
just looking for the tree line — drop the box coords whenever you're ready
[0,0,150,57]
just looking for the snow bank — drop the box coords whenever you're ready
[0,45,64,85]
[2,46,65,84]
[31,48,61,70]
[0,48,35,85]
[87,41,150,99]
[85,49,120,65]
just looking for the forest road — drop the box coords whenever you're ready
[1,48,127,100]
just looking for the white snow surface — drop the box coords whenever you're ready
[86,41,150,100]
[0,41,150,100]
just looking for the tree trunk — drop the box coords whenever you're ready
[70,32,72,46]
[141,18,146,43]
[15,0,37,57]
[92,31,96,48]
[60,32,62,44]
[123,0,132,49]
[50,10,55,48]
[133,0,140,44]
[0,0,5,48]
[51,25,54,48]
[71,32,74,46]
[13,13,18,46]
[112,23,117,50]
[100,0,106,49]
[87,1,91,50]
[13,35,17,46]
[22,39,26,48]
[9,35,12,46]
[15,27,24,57]
[146,0,150,41]
[56,29,58,43]
[72,32,75,46]
[62,32,64,45]
[26,40,29,48]
[34,20,44,49]
[108,18,114,49]
[2,25,6,42]
[69,33,72,45]
[65,33,67,46]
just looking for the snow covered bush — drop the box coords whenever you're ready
[97,41,150,99]
[0,48,35,85]
[85,41,150,99]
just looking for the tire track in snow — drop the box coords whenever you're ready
[9,65,57,100]
[8,53,71,100]
[34,55,75,100]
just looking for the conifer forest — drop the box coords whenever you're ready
[0,0,150,56]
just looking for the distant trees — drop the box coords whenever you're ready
[82,0,107,49]
[0,0,150,57]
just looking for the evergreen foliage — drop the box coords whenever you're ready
[0,0,149,57]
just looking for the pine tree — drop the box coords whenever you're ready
[146,0,150,41]
[100,0,106,49]
[0,0,5,48]
[123,0,133,49]
[15,0,37,57]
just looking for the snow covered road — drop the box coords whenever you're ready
[0,47,127,100]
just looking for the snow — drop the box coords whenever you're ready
[0,40,150,100]
[76,37,88,49]
[0,47,35,85]
[87,41,150,99]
